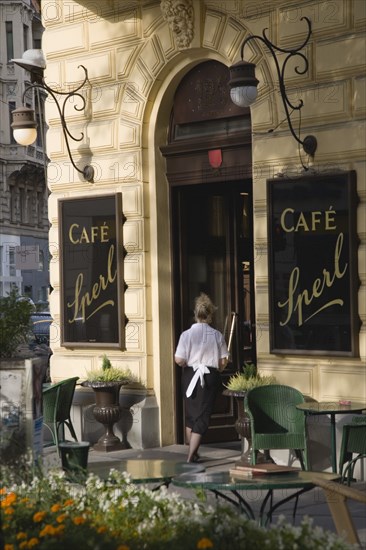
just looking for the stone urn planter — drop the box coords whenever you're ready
[81,355,134,452]
[81,380,129,452]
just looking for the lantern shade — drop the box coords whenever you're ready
[11,106,38,145]
[13,127,37,146]
[228,60,259,107]
[230,86,258,108]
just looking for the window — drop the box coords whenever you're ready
[24,285,32,298]
[23,25,29,51]
[9,102,16,144]
[6,22,14,62]
[38,286,48,303]
[9,247,16,276]
[10,185,17,222]
[36,110,42,147]
[39,249,44,271]
[36,192,43,225]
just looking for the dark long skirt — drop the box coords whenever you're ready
[182,367,222,435]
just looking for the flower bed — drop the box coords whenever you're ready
[0,466,354,550]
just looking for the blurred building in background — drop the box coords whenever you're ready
[0,0,49,309]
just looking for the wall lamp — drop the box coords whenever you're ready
[11,49,94,182]
[228,16,317,157]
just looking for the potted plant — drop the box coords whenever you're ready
[0,289,35,360]
[223,363,277,465]
[81,355,133,452]
[0,289,50,464]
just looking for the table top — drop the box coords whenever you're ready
[296,401,366,415]
[89,458,205,483]
[172,469,340,491]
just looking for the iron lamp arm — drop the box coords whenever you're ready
[21,65,94,182]
[239,17,317,156]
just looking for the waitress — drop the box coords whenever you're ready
[175,293,229,462]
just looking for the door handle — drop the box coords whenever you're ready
[227,312,238,355]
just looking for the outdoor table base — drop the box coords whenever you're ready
[296,401,366,473]
[172,470,340,526]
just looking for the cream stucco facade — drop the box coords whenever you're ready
[41,0,365,446]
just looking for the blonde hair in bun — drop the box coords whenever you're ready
[194,293,217,323]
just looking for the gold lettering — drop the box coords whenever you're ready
[279,207,338,233]
[311,211,321,230]
[67,244,117,323]
[91,226,99,243]
[279,268,300,325]
[278,233,348,327]
[295,212,309,232]
[100,224,109,242]
[68,223,111,245]
[69,223,79,244]
[79,227,90,244]
[325,206,336,230]
[280,208,294,232]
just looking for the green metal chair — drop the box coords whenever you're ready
[245,384,308,470]
[339,416,366,484]
[42,377,79,452]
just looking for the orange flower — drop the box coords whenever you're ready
[39,524,57,537]
[1,492,16,507]
[73,516,86,525]
[4,507,15,515]
[63,499,74,507]
[0,487,7,494]
[97,526,107,533]
[28,539,40,548]
[19,542,28,550]
[51,503,62,513]
[55,524,65,534]
[4,544,14,550]
[33,511,46,523]
[197,538,214,549]
[56,513,67,523]
[16,533,27,540]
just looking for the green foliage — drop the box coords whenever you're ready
[102,354,112,371]
[0,289,33,358]
[85,354,139,384]
[0,466,354,550]
[225,362,277,392]
[85,366,132,383]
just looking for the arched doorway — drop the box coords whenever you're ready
[161,60,256,444]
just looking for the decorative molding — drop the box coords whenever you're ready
[160,0,194,49]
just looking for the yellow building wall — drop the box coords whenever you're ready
[41,0,365,445]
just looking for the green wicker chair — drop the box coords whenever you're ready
[339,416,366,484]
[245,384,308,470]
[42,377,79,452]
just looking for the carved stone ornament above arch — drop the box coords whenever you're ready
[8,165,45,186]
[160,0,194,49]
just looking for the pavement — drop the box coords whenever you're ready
[44,441,366,548]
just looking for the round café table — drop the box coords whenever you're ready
[88,458,204,489]
[296,401,366,473]
[172,469,340,526]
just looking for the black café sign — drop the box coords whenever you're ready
[267,171,359,356]
[59,193,125,348]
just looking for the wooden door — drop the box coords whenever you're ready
[172,180,256,443]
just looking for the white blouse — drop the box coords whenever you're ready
[175,323,229,396]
